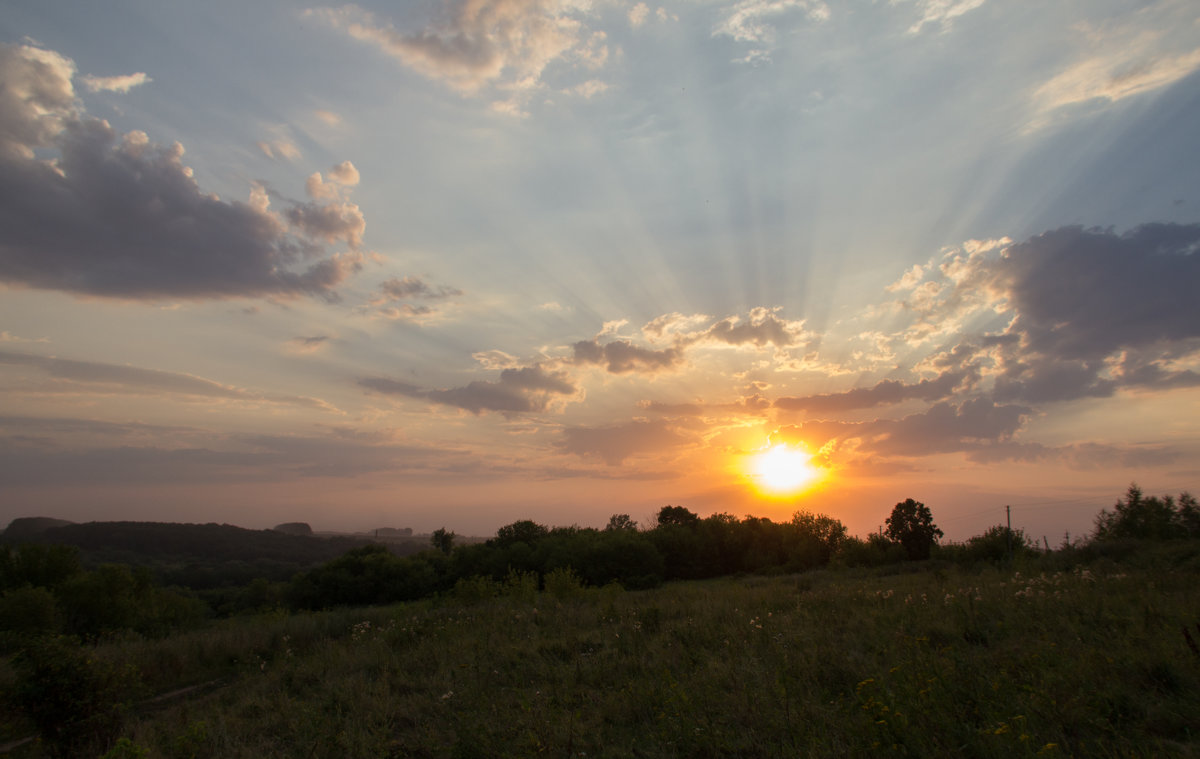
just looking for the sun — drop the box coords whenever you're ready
[749,443,821,495]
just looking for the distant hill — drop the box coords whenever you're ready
[0,519,431,589]
[273,522,314,536]
[3,516,76,537]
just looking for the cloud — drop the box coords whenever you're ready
[572,338,683,374]
[964,440,1181,469]
[775,369,973,414]
[80,71,152,93]
[368,275,463,320]
[0,42,367,301]
[559,419,689,465]
[898,0,987,35]
[0,331,47,344]
[640,391,771,418]
[1035,39,1200,116]
[314,109,343,127]
[893,224,1200,404]
[0,422,468,486]
[306,160,360,200]
[713,0,829,60]
[697,307,809,348]
[284,198,365,247]
[862,398,1029,457]
[286,335,331,354]
[361,364,577,415]
[0,350,337,410]
[629,2,649,28]
[309,1,608,103]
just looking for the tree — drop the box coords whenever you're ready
[1094,484,1184,540]
[431,528,455,554]
[655,505,700,528]
[884,498,943,560]
[604,514,638,532]
[491,520,549,548]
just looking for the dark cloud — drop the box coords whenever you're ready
[995,224,1200,360]
[775,370,973,414]
[559,419,689,465]
[864,399,1030,457]
[361,365,577,415]
[774,399,1030,460]
[0,42,365,301]
[377,276,462,301]
[912,224,1200,405]
[572,339,683,374]
[639,393,770,418]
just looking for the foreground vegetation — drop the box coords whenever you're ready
[3,547,1200,758]
[2,485,1198,756]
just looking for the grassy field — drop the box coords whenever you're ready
[4,551,1200,758]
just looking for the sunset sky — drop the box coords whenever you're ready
[2,0,1199,541]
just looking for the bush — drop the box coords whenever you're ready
[11,635,142,757]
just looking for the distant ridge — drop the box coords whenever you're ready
[0,520,367,563]
[272,522,314,536]
[2,516,76,537]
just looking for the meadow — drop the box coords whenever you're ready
[4,546,1199,758]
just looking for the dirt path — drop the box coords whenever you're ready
[0,678,225,754]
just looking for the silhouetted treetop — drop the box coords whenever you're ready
[656,505,700,528]
[885,498,943,561]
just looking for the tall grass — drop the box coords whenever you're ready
[5,554,1200,757]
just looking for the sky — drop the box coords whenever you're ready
[1,0,1199,541]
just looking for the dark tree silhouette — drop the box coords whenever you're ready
[884,498,943,560]
[604,514,638,532]
[656,505,700,528]
[491,520,549,548]
[431,528,455,554]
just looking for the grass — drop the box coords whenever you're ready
[4,557,1200,757]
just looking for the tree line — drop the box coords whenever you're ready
[2,484,1196,636]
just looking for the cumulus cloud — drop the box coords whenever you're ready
[697,306,809,348]
[572,338,683,374]
[309,1,608,106]
[891,224,1200,405]
[0,42,367,301]
[559,419,689,465]
[361,365,577,415]
[629,2,650,28]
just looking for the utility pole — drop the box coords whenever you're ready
[1006,505,1012,560]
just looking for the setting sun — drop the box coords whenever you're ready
[750,444,821,495]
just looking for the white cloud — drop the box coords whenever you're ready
[629,2,649,28]
[714,0,830,47]
[310,1,608,103]
[80,71,152,93]
[897,0,986,35]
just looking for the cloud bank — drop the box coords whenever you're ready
[0,42,366,301]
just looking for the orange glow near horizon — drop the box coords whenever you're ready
[748,443,824,497]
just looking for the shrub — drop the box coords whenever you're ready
[11,635,142,757]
